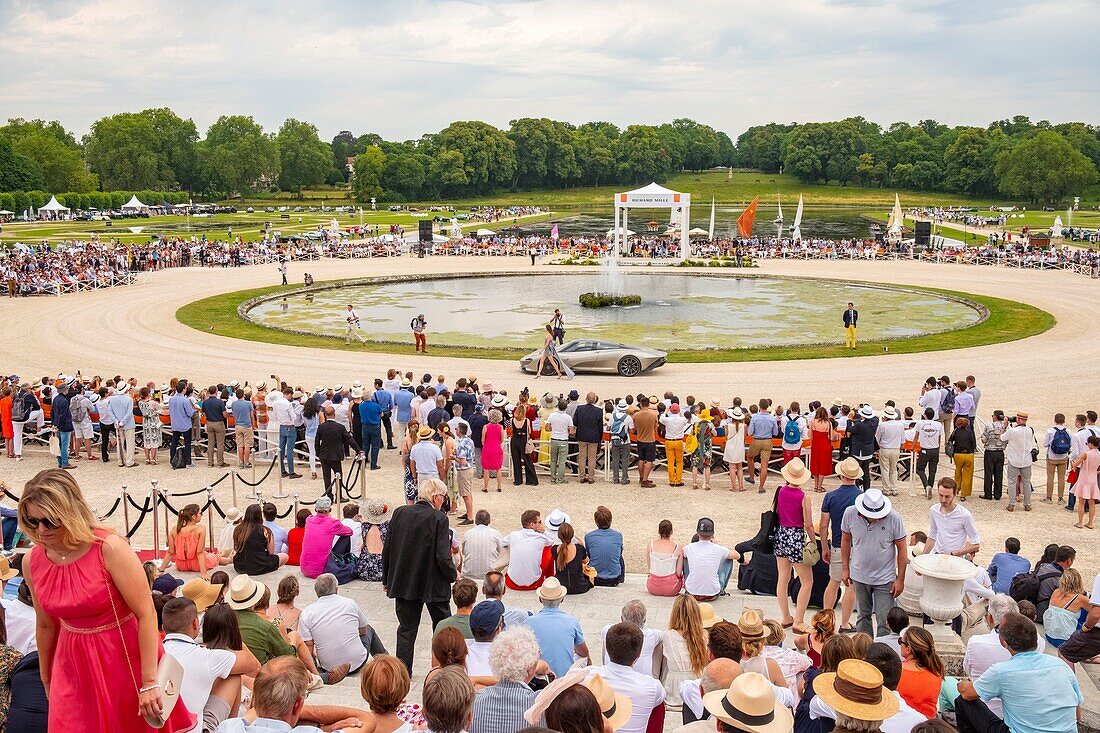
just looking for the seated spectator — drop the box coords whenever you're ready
[761,620,811,693]
[213,656,321,733]
[811,659,898,733]
[1,581,36,654]
[1034,545,1074,617]
[963,593,1045,719]
[795,635,858,733]
[340,502,364,558]
[1044,568,1089,648]
[663,595,711,707]
[262,502,289,554]
[182,577,225,617]
[809,643,925,733]
[585,506,625,587]
[873,607,910,656]
[298,573,386,676]
[956,613,1082,733]
[540,675,632,733]
[897,627,944,719]
[6,651,47,733]
[502,510,555,591]
[601,600,664,679]
[683,518,739,601]
[286,508,311,566]
[796,609,836,668]
[466,600,506,677]
[436,579,479,639]
[527,578,590,677]
[470,626,542,733]
[554,523,593,596]
[274,576,302,632]
[986,537,1030,595]
[358,654,423,733]
[587,622,667,733]
[356,498,393,582]
[162,597,260,733]
[427,626,471,685]
[231,504,287,576]
[646,520,684,597]
[300,497,354,582]
[482,571,532,629]
[461,510,503,581]
[677,657,743,728]
[702,671,793,733]
[423,666,477,733]
[736,610,788,688]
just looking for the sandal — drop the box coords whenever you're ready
[780,619,795,629]
[482,488,488,493]
[792,624,810,635]
[1075,523,1084,528]
[1087,524,1095,530]
[704,485,711,491]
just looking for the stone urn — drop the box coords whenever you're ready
[897,550,926,616]
[910,553,978,626]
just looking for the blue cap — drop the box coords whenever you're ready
[470,599,506,634]
[152,573,185,595]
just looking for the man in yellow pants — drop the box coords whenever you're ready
[659,403,689,487]
[843,301,858,349]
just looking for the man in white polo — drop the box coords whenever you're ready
[298,573,386,675]
[682,518,740,601]
[841,488,907,637]
[501,509,555,591]
[923,477,981,557]
[1002,411,1037,512]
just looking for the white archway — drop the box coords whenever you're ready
[613,182,691,260]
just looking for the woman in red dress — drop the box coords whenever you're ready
[20,468,195,732]
[808,407,835,493]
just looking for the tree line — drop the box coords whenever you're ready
[0,110,1096,205]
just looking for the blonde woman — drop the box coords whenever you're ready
[661,594,709,706]
[19,469,193,731]
[1045,567,1090,647]
[160,502,228,581]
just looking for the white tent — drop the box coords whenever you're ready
[475,228,496,237]
[606,228,636,237]
[614,182,691,260]
[687,227,710,237]
[39,196,69,213]
[121,195,148,211]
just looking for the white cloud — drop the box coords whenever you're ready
[0,0,1095,141]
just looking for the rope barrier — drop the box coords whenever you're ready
[3,489,19,503]
[207,498,228,519]
[126,493,152,512]
[234,457,278,487]
[97,497,122,520]
[124,497,152,539]
[276,504,296,519]
[208,471,231,488]
[169,485,213,497]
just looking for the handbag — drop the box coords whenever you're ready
[802,533,821,566]
[752,487,782,554]
[48,434,60,457]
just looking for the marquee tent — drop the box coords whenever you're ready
[38,196,70,220]
[121,195,148,212]
[613,182,691,260]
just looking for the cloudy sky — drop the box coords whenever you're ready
[1,0,1096,141]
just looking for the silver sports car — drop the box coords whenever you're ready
[519,339,667,377]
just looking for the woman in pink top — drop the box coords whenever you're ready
[773,458,817,634]
[160,503,228,580]
[299,496,353,578]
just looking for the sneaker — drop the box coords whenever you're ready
[288,473,303,479]
[458,518,474,526]
[746,475,755,484]
[326,663,351,685]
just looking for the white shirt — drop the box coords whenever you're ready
[919,388,943,419]
[409,441,444,477]
[271,395,296,427]
[680,676,793,719]
[876,419,906,450]
[914,419,944,449]
[334,401,351,430]
[964,630,1046,718]
[298,594,370,672]
[465,639,493,677]
[340,518,363,556]
[964,566,995,604]
[928,503,980,553]
[163,633,236,733]
[546,411,574,440]
[1045,425,1072,460]
[585,662,666,733]
[218,521,239,554]
[447,416,470,438]
[660,413,690,440]
[461,524,504,580]
[1,598,37,654]
[1002,424,1036,468]
[682,540,731,597]
[501,528,554,586]
[417,400,435,426]
[780,415,807,450]
[810,690,927,732]
[601,625,664,678]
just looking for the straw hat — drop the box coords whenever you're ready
[881,406,899,420]
[780,457,812,486]
[730,407,746,420]
[832,398,844,407]
[351,387,365,399]
[417,426,434,440]
[698,602,722,629]
[835,457,863,480]
[813,659,899,721]
[703,672,794,733]
[858,405,875,419]
[363,498,393,524]
[226,575,266,611]
[583,674,633,732]
[491,394,508,408]
[736,609,767,640]
[224,507,243,523]
[537,577,568,602]
[540,392,556,409]
[545,509,571,532]
[709,399,722,409]
[181,578,223,612]
[400,378,413,388]
[0,556,18,582]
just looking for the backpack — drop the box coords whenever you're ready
[940,389,956,415]
[10,393,26,422]
[609,413,628,444]
[1051,427,1072,456]
[1010,565,1061,604]
[783,417,802,445]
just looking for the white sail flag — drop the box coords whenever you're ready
[791,194,804,242]
[708,197,715,240]
[887,193,903,238]
[775,195,784,238]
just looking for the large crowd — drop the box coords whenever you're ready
[0,366,1098,733]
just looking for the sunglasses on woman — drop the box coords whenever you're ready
[23,515,62,530]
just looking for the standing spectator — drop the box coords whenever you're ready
[1044,413,1073,503]
[609,400,634,485]
[230,388,255,468]
[847,406,878,491]
[470,626,541,733]
[92,386,115,463]
[315,405,360,497]
[50,381,74,469]
[468,403,489,479]
[1069,435,1100,528]
[632,397,659,488]
[661,403,690,488]
[947,417,977,499]
[202,386,229,468]
[169,381,196,468]
[109,383,138,468]
[298,574,386,676]
[1002,412,1037,512]
[980,409,1007,501]
[585,506,625,587]
[546,399,575,484]
[923,478,980,557]
[682,518,739,601]
[987,538,1030,595]
[138,386,164,466]
[359,391,384,470]
[774,459,816,633]
[382,478,457,673]
[461,510,503,581]
[69,386,96,462]
[841,489,907,637]
[820,457,863,630]
[480,409,505,493]
[913,408,944,498]
[272,387,301,479]
[746,401,779,492]
[10,383,40,460]
[373,379,396,450]
[408,426,444,484]
[527,577,590,677]
[875,406,905,496]
[574,392,604,484]
[453,423,475,525]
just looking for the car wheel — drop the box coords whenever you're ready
[617,355,642,377]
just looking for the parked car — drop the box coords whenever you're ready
[519,339,667,377]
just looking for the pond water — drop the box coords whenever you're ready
[247,273,981,350]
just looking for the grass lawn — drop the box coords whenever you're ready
[177,277,1054,364]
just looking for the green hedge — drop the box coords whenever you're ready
[579,292,643,308]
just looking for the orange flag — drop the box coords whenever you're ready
[737,197,759,238]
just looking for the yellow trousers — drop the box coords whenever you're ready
[666,440,684,485]
[845,324,857,348]
[954,453,974,497]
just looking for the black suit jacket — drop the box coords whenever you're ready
[315,420,359,462]
[843,308,858,327]
[382,500,457,603]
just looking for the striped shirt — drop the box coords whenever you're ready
[461,524,504,580]
[470,680,537,733]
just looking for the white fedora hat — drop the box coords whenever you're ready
[855,488,892,519]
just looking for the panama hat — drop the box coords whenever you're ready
[491,394,508,408]
[224,507,243,523]
[832,398,844,407]
[88,393,100,405]
[835,457,864,480]
[351,387,365,399]
[417,425,434,440]
[400,378,413,388]
[537,577,568,602]
[780,457,812,486]
[858,405,875,419]
[226,574,266,610]
[698,602,723,629]
[737,609,767,640]
[730,407,746,420]
[546,509,571,532]
[540,392,556,409]
[813,659,898,721]
[704,672,794,733]
[855,489,892,520]
[0,556,18,582]
[181,578,223,612]
[257,381,267,391]
[332,384,343,393]
[363,498,393,524]
[583,674,633,732]
[881,406,899,420]
[616,399,629,410]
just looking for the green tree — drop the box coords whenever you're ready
[855,153,876,186]
[276,119,331,197]
[145,108,200,191]
[381,147,427,200]
[944,128,994,195]
[735,123,793,172]
[574,122,619,186]
[616,125,672,183]
[84,109,198,191]
[197,115,279,198]
[436,121,515,194]
[994,130,1098,203]
[428,149,469,197]
[1055,122,1100,171]
[351,146,386,201]
[0,136,42,191]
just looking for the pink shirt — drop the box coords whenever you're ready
[777,484,805,528]
[300,514,352,578]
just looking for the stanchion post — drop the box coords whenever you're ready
[359,454,366,498]
[150,479,161,561]
[334,472,343,515]
[604,440,610,481]
[206,487,215,552]
[276,465,285,499]
[230,471,238,508]
[294,492,300,518]
[122,484,131,537]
